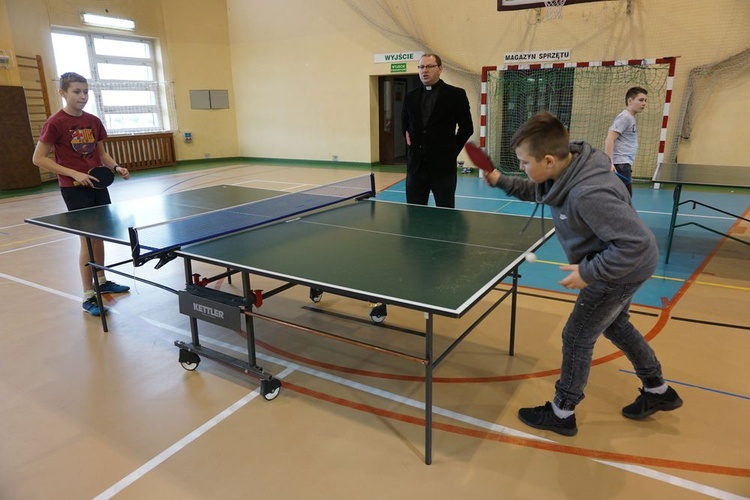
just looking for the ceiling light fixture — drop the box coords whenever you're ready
[81,13,135,31]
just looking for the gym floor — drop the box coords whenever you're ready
[1,163,748,499]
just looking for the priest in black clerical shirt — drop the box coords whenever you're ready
[402,53,474,208]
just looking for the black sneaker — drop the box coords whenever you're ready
[518,402,578,436]
[622,386,683,420]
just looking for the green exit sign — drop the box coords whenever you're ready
[390,63,407,73]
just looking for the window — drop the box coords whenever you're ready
[50,29,176,134]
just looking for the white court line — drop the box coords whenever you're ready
[638,209,737,221]
[131,317,743,500]
[3,263,742,498]
[0,272,121,316]
[0,222,30,230]
[0,236,75,255]
[92,366,297,500]
[231,179,321,192]
[593,460,748,500]
[0,272,83,302]
[382,186,740,222]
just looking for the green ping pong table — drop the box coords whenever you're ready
[652,163,750,263]
[26,175,553,464]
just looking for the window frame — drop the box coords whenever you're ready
[51,28,171,135]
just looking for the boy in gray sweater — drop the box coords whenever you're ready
[484,111,682,436]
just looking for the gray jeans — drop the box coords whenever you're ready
[553,279,664,411]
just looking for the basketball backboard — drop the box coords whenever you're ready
[497,0,608,10]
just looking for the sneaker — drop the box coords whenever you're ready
[82,296,107,316]
[99,280,130,293]
[518,402,578,436]
[622,387,683,419]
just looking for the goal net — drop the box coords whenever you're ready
[482,58,676,179]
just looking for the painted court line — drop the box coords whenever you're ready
[0,272,123,315]
[619,370,750,400]
[136,317,744,498]
[141,317,546,443]
[593,460,748,500]
[0,272,85,302]
[0,236,75,253]
[93,366,296,500]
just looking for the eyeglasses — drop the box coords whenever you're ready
[417,64,439,70]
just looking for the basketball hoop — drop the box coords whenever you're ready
[544,0,566,20]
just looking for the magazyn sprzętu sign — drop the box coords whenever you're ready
[503,50,571,63]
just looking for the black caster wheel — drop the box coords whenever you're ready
[370,303,387,324]
[178,349,201,371]
[260,378,282,400]
[309,288,323,303]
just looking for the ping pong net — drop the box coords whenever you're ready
[129,174,375,267]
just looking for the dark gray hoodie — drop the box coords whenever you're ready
[495,141,658,284]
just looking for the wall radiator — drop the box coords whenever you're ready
[104,132,176,171]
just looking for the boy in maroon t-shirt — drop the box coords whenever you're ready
[33,72,131,316]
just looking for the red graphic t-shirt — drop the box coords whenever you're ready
[39,110,108,187]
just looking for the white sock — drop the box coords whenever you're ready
[98,276,107,285]
[552,402,574,418]
[83,290,95,300]
[644,383,668,394]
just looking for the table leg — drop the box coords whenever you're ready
[86,237,108,332]
[425,311,433,465]
[509,266,519,356]
[664,184,682,264]
[241,271,258,367]
[183,258,201,346]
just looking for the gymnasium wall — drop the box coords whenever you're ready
[227,0,750,167]
[0,0,19,86]
[1,0,238,162]
[2,0,749,168]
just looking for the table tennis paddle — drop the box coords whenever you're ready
[74,166,115,189]
[464,142,495,174]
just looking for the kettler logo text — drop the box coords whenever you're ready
[194,303,225,319]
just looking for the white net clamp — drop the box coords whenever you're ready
[544,0,566,20]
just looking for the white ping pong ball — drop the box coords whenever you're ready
[525,253,537,263]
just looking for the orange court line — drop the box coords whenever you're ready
[283,380,750,478]
[251,204,743,384]
[253,301,671,383]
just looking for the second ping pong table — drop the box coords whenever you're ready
[652,163,750,263]
[26,175,553,464]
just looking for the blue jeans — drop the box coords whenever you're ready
[553,279,664,411]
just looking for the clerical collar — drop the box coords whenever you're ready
[424,80,444,91]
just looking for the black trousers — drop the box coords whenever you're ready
[613,163,633,196]
[405,167,457,208]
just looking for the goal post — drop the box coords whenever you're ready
[480,57,677,179]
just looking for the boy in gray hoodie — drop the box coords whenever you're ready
[484,111,682,436]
